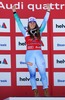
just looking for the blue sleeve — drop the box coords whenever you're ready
[14,13,26,37]
[39,12,50,34]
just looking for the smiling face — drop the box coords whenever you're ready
[28,17,37,30]
[28,17,40,40]
[28,21,36,30]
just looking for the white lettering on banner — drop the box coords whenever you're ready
[16,72,48,86]
[53,19,65,32]
[0,2,24,9]
[27,4,47,11]
[0,2,65,11]
[54,72,65,86]
[0,72,11,86]
[53,37,65,50]
[54,54,65,68]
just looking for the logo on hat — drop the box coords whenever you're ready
[28,17,36,22]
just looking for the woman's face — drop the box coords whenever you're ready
[28,22,36,30]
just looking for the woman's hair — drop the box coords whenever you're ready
[27,23,41,40]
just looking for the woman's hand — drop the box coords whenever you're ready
[12,5,16,12]
[46,4,50,12]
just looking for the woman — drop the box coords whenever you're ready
[12,4,50,97]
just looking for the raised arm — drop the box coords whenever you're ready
[40,4,50,34]
[12,5,26,37]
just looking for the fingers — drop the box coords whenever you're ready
[46,4,50,12]
[12,5,16,12]
[27,62,33,66]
